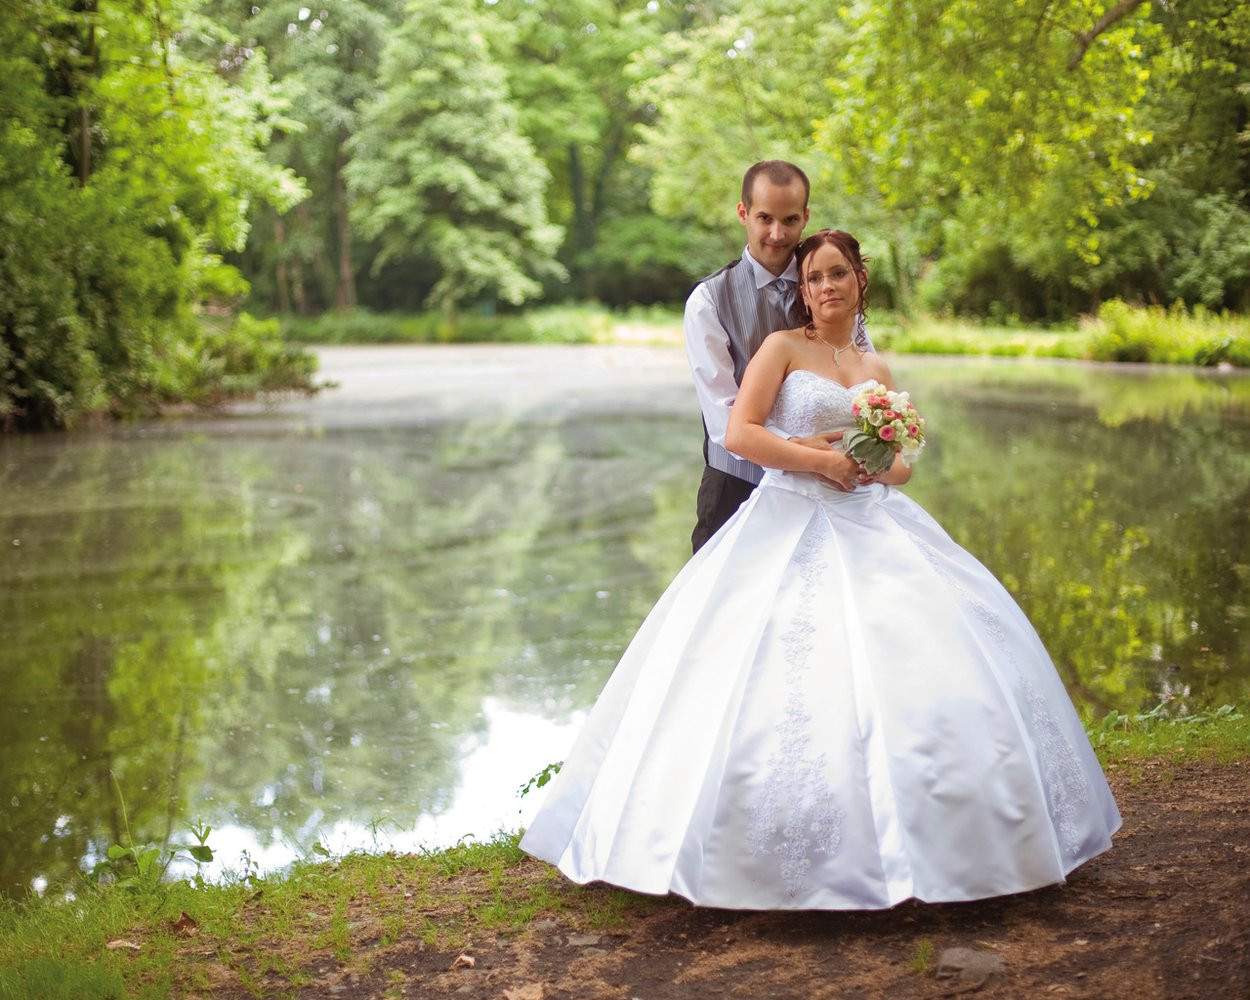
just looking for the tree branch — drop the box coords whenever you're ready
[1067,0,1148,70]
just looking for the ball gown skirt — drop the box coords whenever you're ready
[520,371,1121,910]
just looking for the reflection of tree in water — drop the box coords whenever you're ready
[0,439,280,895]
[898,362,1250,714]
[195,410,695,850]
[194,427,492,847]
[454,410,698,712]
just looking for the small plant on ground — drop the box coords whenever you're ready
[84,774,215,891]
[1088,703,1247,763]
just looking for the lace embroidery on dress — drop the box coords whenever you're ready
[912,537,1091,856]
[769,370,871,442]
[746,517,845,896]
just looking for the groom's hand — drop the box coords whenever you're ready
[787,431,844,451]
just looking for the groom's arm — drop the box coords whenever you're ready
[683,283,739,452]
[684,284,789,457]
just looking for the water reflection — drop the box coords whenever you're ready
[1,348,1247,896]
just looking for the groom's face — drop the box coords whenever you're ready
[738,178,809,276]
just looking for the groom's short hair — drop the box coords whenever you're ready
[741,161,810,208]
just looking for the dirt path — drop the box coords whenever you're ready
[309,759,1248,1000]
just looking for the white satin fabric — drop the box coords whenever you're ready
[521,370,1121,910]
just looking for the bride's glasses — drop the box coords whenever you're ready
[804,268,853,289]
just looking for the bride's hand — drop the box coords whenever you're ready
[815,449,862,492]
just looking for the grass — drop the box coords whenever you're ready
[0,832,658,998]
[1,711,1246,998]
[909,937,936,974]
[1087,703,1250,770]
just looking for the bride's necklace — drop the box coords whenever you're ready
[812,331,857,366]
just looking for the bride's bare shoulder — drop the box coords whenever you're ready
[861,350,892,382]
[865,352,895,380]
[762,326,812,350]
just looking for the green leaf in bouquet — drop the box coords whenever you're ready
[842,430,896,475]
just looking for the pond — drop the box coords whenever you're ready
[2,344,1248,897]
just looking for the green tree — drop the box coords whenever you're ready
[0,0,308,429]
[814,0,1157,319]
[1084,0,1250,310]
[346,0,565,327]
[206,0,400,314]
[628,0,917,303]
[490,0,719,303]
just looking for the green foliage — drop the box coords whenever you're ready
[1086,299,1250,366]
[88,821,215,893]
[873,323,1080,358]
[1088,704,1249,763]
[0,0,312,429]
[818,0,1156,315]
[209,0,395,314]
[627,0,1248,319]
[82,777,215,893]
[632,1,833,240]
[346,0,565,320]
[489,1,703,302]
[179,314,321,404]
[7,0,1242,341]
[1164,194,1250,311]
[517,761,563,799]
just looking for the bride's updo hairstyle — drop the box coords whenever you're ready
[795,229,871,348]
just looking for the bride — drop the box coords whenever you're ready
[520,229,1121,910]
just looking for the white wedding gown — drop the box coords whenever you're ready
[521,370,1121,910]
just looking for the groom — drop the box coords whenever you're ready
[684,160,817,552]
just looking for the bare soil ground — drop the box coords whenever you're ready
[279,758,1249,1000]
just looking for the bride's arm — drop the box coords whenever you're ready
[726,334,861,489]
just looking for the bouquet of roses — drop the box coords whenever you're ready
[844,382,926,475]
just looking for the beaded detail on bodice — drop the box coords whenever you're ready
[768,370,873,439]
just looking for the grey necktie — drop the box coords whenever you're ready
[771,277,797,322]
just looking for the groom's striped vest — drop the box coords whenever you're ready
[697,255,801,485]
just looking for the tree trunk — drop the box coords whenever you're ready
[273,214,292,314]
[289,220,310,316]
[568,144,595,296]
[888,235,912,318]
[296,201,334,310]
[333,153,357,310]
[68,1,99,186]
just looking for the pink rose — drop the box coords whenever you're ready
[907,425,920,436]
[851,404,860,415]
[879,425,896,441]
[884,409,897,420]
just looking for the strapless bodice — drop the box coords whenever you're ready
[768,370,873,439]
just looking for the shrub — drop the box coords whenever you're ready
[1085,300,1250,366]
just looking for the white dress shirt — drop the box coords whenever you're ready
[683,247,797,456]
